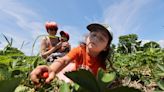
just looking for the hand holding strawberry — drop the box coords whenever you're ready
[42,72,49,79]
[30,65,55,86]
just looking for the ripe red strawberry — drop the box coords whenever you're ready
[42,72,49,79]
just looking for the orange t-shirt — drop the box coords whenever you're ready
[66,45,105,76]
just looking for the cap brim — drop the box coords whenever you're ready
[60,31,65,35]
[87,23,113,40]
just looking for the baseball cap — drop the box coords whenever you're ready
[87,23,113,42]
[60,31,70,41]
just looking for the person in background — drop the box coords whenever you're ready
[40,21,62,59]
[46,31,71,63]
[60,30,70,42]
[42,29,73,83]
[31,23,113,85]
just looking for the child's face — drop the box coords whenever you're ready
[61,35,68,42]
[86,30,109,53]
[47,28,57,35]
[60,42,69,51]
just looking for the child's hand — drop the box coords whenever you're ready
[55,42,62,49]
[42,72,49,79]
[30,65,55,86]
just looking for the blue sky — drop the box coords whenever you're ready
[0,0,164,55]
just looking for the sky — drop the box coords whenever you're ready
[0,0,164,56]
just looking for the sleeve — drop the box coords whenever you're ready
[66,46,81,61]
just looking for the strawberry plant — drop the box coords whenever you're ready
[0,33,163,92]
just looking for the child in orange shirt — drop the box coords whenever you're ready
[30,23,113,85]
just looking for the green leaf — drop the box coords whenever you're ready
[32,57,39,69]
[14,85,33,92]
[157,80,164,90]
[107,86,141,92]
[97,68,106,91]
[0,78,21,92]
[65,69,100,92]
[0,68,11,80]
[102,72,116,83]
[2,34,11,46]
[11,70,23,77]
[72,83,80,91]
[97,68,116,92]
[59,82,71,92]
[12,61,17,69]
[97,68,104,81]
[157,73,164,77]
[0,63,8,70]
[157,64,164,72]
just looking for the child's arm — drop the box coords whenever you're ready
[46,55,72,82]
[41,40,62,58]
[30,55,72,85]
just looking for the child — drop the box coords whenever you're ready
[40,21,62,59]
[46,30,73,83]
[46,31,70,63]
[30,23,113,85]
[60,30,70,42]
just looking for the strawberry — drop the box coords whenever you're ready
[42,72,49,79]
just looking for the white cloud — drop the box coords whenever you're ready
[102,0,150,44]
[140,39,164,48]
[0,0,44,55]
[158,40,164,48]
[140,39,150,46]
[0,1,44,38]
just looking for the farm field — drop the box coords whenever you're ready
[0,34,164,92]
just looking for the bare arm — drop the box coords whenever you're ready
[30,55,72,85]
[46,55,72,82]
[49,55,71,74]
[40,39,62,58]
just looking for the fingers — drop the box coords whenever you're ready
[30,68,41,84]
[30,65,56,86]
[30,65,49,84]
[45,72,55,83]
